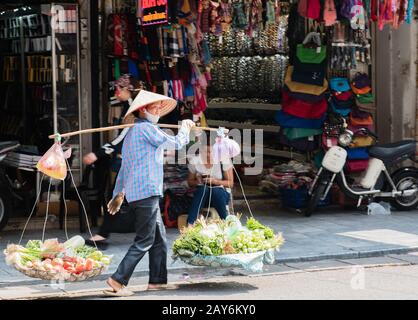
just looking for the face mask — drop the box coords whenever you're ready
[144,109,160,124]
[128,98,133,105]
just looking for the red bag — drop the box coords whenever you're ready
[162,194,177,228]
[349,113,373,126]
[332,90,353,101]
[346,159,369,173]
[282,90,327,120]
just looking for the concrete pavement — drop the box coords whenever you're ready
[2,254,418,299]
[2,199,418,289]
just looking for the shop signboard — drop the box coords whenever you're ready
[138,0,168,26]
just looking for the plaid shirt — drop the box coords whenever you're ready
[113,118,190,203]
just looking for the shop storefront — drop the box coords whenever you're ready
[0,0,416,230]
[95,0,416,213]
[0,1,83,228]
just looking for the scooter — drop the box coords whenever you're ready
[305,128,418,216]
[0,141,21,230]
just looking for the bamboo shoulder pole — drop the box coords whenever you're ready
[48,123,227,139]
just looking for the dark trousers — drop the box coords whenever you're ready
[187,186,230,225]
[111,196,167,286]
[97,201,135,238]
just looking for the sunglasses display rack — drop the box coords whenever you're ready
[0,3,83,185]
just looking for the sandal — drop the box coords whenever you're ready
[104,278,134,297]
[147,284,179,291]
[103,287,135,297]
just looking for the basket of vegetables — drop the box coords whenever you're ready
[172,215,284,273]
[3,236,112,282]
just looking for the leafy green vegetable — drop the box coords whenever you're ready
[26,240,42,251]
[173,215,284,257]
[246,217,275,239]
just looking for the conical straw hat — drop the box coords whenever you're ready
[124,90,177,119]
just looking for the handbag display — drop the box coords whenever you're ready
[350,135,375,148]
[352,72,371,89]
[283,128,323,140]
[281,90,328,119]
[279,131,319,152]
[332,90,353,101]
[285,67,328,96]
[347,147,369,160]
[275,110,326,129]
[329,77,351,92]
[356,92,374,104]
[292,56,327,86]
[351,85,371,95]
[296,44,327,64]
[283,85,326,103]
[349,113,373,126]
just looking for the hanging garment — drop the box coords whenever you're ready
[209,0,222,35]
[193,84,208,115]
[340,0,356,19]
[232,1,248,29]
[266,0,276,25]
[220,1,233,32]
[113,14,123,56]
[163,29,181,58]
[298,0,321,19]
[200,0,211,33]
[324,0,338,26]
[350,0,366,30]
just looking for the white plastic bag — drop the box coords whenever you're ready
[367,202,391,216]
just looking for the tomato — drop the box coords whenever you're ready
[66,267,76,273]
[75,263,85,273]
[63,262,74,270]
[85,259,94,271]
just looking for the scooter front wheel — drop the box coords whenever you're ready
[305,173,329,217]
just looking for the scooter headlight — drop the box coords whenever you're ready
[338,130,353,147]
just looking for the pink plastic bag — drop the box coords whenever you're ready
[36,142,71,180]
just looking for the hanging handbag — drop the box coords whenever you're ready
[352,72,371,89]
[346,147,369,160]
[284,128,323,140]
[356,92,374,104]
[292,56,327,86]
[285,67,328,96]
[275,110,326,129]
[296,32,326,64]
[349,113,373,126]
[281,90,328,120]
[296,44,327,64]
[350,135,375,148]
[329,77,351,92]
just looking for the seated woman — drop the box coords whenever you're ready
[187,141,234,225]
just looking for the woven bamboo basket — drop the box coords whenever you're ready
[13,263,108,282]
